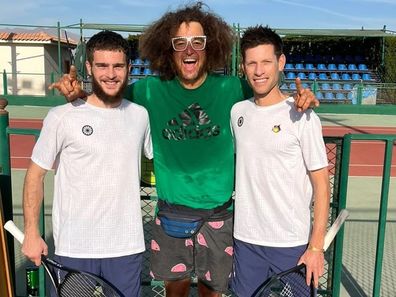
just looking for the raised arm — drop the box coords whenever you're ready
[298,167,330,287]
[22,161,49,266]
[294,77,320,112]
[49,65,86,102]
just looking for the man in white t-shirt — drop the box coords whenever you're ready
[22,30,152,296]
[230,25,330,297]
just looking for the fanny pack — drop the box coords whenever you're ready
[156,199,233,238]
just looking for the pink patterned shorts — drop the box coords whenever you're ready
[150,211,233,293]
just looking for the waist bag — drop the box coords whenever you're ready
[156,199,232,238]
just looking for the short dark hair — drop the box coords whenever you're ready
[86,30,130,64]
[139,2,235,80]
[240,25,283,61]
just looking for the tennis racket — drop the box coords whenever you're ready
[252,209,349,297]
[4,220,122,297]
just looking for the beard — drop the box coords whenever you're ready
[91,73,128,104]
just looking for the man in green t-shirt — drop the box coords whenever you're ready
[50,3,318,296]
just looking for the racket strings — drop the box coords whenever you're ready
[59,272,119,297]
[257,270,313,297]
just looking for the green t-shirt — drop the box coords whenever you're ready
[126,74,252,209]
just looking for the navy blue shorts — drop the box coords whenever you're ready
[51,253,143,297]
[231,239,306,297]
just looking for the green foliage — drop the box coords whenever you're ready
[127,34,141,59]
[383,37,396,83]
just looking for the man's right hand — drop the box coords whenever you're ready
[49,65,86,102]
[22,231,48,266]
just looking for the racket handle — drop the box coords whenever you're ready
[323,209,349,251]
[4,220,25,244]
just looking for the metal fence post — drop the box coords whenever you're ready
[0,98,15,292]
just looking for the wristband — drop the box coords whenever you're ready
[308,244,324,253]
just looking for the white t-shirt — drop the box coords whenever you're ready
[231,97,328,247]
[32,99,152,258]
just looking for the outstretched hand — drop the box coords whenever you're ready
[294,77,320,112]
[48,65,85,102]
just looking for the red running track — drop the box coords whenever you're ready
[9,119,396,177]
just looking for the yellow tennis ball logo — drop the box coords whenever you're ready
[272,125,281,133]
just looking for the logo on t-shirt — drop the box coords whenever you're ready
[237,116,244,127]
[162,103,220,141]
[82,125,93,136]
[272,125,281,133]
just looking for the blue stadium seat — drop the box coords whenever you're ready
[325,92,335,100]
[302,83,309,89]
[317,64,327,70]
[316,92,324,100]
[308,73,317,80]
[295,63,304,70]
[362,73,372,81]
[348,64,357,71]
[280,84,288,90]
[338,64,347,71]
[332,83,341,90]
[305,64,315,70]
[336,92,346,100]
[318,73,328,80]
[144,59,151,66]
[341,73,351,80]
[289,83,297,90]
[352,73,361,80]
[134,58,144,65]
[286,72,296,79]
[343,83,352,90]
[131,67,141,75]
[321,83,331,90]
[330,73,340,80]
[285,63,294,70]
[358,64,368,71]
[297,72,307,80]
[143,68,152,75]
[327,64,337,71]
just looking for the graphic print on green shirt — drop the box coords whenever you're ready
[162,102,220,141]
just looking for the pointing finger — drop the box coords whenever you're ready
[69,65,77,81]
[295,77,302,94]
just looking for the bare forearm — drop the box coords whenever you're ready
[309,168,330,249]
[23,163,46,236]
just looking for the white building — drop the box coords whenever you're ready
[0,30,77,95]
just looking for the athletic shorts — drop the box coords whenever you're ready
[231,238,306,297]
[150,210,233,293]
[51,253,143,297]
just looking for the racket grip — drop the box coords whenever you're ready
[4,220,25,244]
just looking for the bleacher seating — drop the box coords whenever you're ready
[282,54,378,104]
[129,57,156,82]
[318,73,328,80]
[321,83,331,90]
[286,72,296,79]
[308,73,317,80]
[325,92,335,100]
[328,64,337,71]
[297,72,306,79]
[330,73,340,80]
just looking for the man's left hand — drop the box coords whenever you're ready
[294,77,320,112]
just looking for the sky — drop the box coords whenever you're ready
[1,0,395,35]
